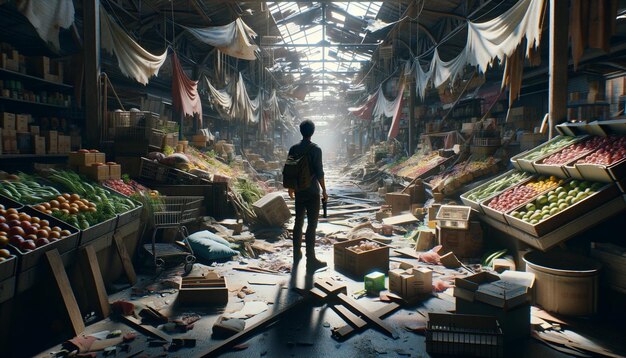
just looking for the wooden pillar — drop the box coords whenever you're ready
[408,79,416,155]
[548,0,569,139]
[83,0,101,147]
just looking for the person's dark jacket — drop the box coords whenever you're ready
[287,139,324,193]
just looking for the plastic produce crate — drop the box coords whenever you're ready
[436,205,471,230]
[510,136,585,172]
[460,170,530,214]
[426,313,503,358]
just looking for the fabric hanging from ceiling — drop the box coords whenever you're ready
[100,5,167,85]
[348,92,379,120]
[570,0,618,70]
[171,53,202,122]
[205,77,233,116]
[384,73,407,141]
[183,19,259,60]
[415,0,546,98]
[16,0,74,52]
[231,73,261,123]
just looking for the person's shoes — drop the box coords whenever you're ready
[306,258,327,272]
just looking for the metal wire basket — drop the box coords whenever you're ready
[151,196,203,227]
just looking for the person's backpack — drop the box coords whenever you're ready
[282,144,314,191]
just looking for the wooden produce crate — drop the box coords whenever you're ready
[16,248,76,293]
[9,207,79,272]
[0,194,23,209]
[480,176,539,223]
[504,182,620,237]
[435,205,471,230]
[103,189,143,227]
[426,313,503,358]
[78,215,118,247]
[460,170,529,214]
[178,275,228,305]
[510,136,585,172]
[333,238,389,278]
[0,255,17,303]
[576,157,626,183]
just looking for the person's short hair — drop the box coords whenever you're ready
[300,120,315,137]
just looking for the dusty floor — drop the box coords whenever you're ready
[34,164,625,358]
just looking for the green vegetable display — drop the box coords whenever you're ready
[464,171,531,202]
[517,136,579,161]
[0,174,60,204]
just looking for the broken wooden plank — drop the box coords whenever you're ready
[332,304,367,329]
[79,245,111,319]
[121,315,171,342]
[333,302,400,338]
[394,248,421,260]
[45,249,85,336]
[325,206,381,217]
[196,298,307,357]
[113,234,137,285]
[383,213,419,226]
[233,266,282,275]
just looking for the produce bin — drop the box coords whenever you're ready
[533,144,598,179]
[563,162,585,180]
[10,207,79,271]
[0,275,15,303]
[598,119,626,135]
[0,194,23,209]
[480,177,539,223]
[0,254,17,282]
[460,170,530,214]
[510,136,585,172]
[79,215,118,247]
[16,248,77,293]
[505,182,620,237]
[139,157,198,185]
[576,158,626,183]
[333,238,389,278]
[426,313,503,358]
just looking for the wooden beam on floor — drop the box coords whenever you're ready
[113,234,136,285]
[45,249,85,336]
[195,297,307,358]
[79,245,111,318]
[333,302,400,339]
[121,315,171,341]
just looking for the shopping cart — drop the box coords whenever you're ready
[141,195,204,274]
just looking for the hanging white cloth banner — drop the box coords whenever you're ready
[16,0,74,52]
[204,74,261,123]
[205,77,233,115]
[100,5,167,85]
[183,19,259,60]
[415,0,545,98]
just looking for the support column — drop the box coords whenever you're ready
[83,0,101,147]
[408,79,416,155]
[548,0,569,138]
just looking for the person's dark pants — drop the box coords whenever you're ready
[293,190,320,259]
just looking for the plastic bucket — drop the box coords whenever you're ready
[524,250,601,316]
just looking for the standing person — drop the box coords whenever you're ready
[288,120,328,271]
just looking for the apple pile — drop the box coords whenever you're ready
[576,136,626,166]
[0,206,72,253]
[487,176,562,213]
[541,136,613,165]
[32,193,97,216]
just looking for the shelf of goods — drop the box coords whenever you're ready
[387,151,454,180]
[426,157,499,195]
[461,125,626,250]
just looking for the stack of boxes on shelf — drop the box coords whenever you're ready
[0,45,19,72]
[0,112,71,155]
[26,56,64,84]
[69,150,121,181]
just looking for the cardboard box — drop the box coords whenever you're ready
[27,56,64,82]
[437,221,483,258]
[436,205,471,230]
[364,271,385,295]
[32,135,45,155]
[43,130,58,154]
[1,112,15,129]
[385,192,411,215]
[16,132,32,153]
[57,135,71,154]
[456,296,529,344]
[80,164,109,181]
[94,152,106,164]
[68,151,96,167]
[0,50,19,71]
[2,128,17,153]
[252,193,290,227]
[334,238,389,278]
[15,114,28,132]
[30,125,40,135]
[407,181,426,204]
[108,163,121,180]
[389,269,404,294]
[389,267,432,299]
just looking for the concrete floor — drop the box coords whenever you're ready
[34,163,616,358]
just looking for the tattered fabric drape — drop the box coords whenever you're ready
[415,0,546,98]
[570,0,618,70]
[383,74,407,141]
[205,77,233,116]
[348,92,378,120]
[231,73,261,123]
[100,5,167,85]
[16,0,74,52]
[183,19,259,60]
[171,53,202,121]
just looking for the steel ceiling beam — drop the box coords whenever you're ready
[261,43,379,48]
